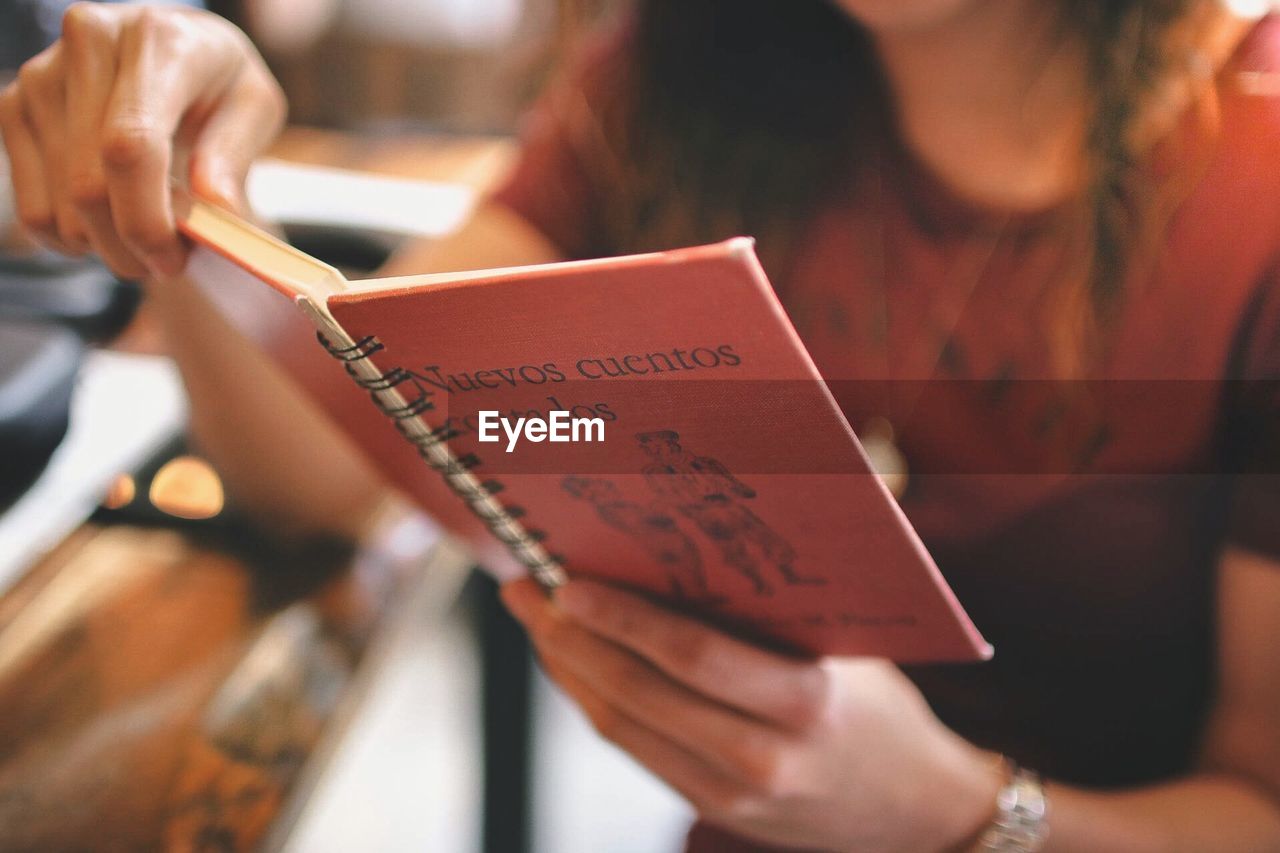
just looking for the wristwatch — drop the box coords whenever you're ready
[975,760,1049,852]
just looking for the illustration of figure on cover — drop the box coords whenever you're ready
[635,430,825,596]
[561,475,716,602]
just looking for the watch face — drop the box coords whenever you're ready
[980,767,1048,851]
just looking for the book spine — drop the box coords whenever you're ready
[313,326,567,591]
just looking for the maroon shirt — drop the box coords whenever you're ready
[490,17,1280,851]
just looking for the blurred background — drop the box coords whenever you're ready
[0,1,695,851]
[232,0,567,132]
[3,0,620,131]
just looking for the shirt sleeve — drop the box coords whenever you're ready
[487,29,630,261]
[1224,267,1280,560]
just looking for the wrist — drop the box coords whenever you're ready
[928,742,1008,853]
[969,761,1051,853]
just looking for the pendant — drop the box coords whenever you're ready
[858,416,909,500]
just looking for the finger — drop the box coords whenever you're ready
[74,206,146,279]
[500,576,548,612]
[62,4,143,274]
[539,656,755,819]
[0,84,59,245]
[504,579,790,785]
[101,11,240,276]
[188,72,285,212]
[15,50,89,254]
[555,580,830,731]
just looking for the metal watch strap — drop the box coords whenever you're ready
[976,760,1049,852]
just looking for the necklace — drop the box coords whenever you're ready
[855,154,1013,499]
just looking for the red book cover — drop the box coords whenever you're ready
[179,200,989,662]
[329,242,987,661]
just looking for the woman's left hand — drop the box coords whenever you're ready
[503,577,1005,853]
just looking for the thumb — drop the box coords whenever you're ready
[188,80,284,214]
[190,154,249,214]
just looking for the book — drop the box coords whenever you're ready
[177,193,991,662]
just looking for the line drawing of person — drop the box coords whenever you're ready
[635,430,825,596]
[560,475,716,602]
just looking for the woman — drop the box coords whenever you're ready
[2,0,1278,850]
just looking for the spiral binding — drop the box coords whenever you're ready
[317,331,567,589]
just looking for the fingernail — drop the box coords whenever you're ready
[203,172,244,212]
[555,583,596,621]
[221,185,246,213]
[149,248,187,280]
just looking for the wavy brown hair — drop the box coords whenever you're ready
[561,0,1212,371]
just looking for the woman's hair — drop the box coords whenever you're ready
[572,0,1207,371]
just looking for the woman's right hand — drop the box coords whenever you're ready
[0,3,286,279]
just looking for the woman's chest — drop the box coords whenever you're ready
[779,204,1253,541]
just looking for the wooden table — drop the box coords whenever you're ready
[0,128,518,851]
[0,517,473,850]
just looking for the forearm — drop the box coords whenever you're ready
[149,203,559,538]
[1038,772,1280,852]
[149,273,390,540]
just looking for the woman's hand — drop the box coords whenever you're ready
[0,3,285,279]
[504,578,1005,853]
